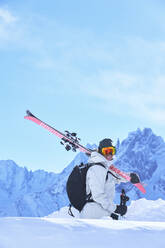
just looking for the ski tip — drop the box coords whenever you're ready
[26,110,31,115]
[134,183,146,194]
[26,110,35,117]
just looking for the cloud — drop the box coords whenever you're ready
[82,70,165,124]
[0,7,19,43]
[0,8,17,23]
[0,5,164,126]
[0,7,50,53]
[30,31,165,125]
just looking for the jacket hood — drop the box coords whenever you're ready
[88,151,110,168]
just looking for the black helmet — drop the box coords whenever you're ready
[98,138,113,154]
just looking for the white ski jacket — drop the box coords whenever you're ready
[80,151,128,219]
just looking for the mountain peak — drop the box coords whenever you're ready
[0,127,165,217]
[142,127,153,136]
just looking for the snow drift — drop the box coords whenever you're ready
[1,198,165,248]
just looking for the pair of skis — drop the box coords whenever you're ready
[24,110,146,194]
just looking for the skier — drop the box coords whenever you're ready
[80,138,138,220]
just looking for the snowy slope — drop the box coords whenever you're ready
[1,199,165,248]
[1,217,165,248]
[48,198,165,222]
[126,198,165,222]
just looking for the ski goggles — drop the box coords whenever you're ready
[101,146,116,156]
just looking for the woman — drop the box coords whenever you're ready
[80,138,138,219]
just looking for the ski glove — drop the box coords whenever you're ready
[115,205,127,216]
[110,213,119,220]
[130,173,140,184]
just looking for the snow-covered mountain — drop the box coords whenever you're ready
[0,160,59,216]
[0,152,88,217]
[114,128,165,201]
[0,128,165,217]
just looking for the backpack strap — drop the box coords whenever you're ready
[89,162,120,180]
[88,162,106,169]
[87,163,120,201]
[68,204,75,217]
[106,171,120,180]
[85,162,106,204]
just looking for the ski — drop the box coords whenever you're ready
[24,110,92,154]
[24,110,146,194]
[109,165,146,194]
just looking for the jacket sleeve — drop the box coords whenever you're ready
[86,165,116,213]
[108,162,129,184]
[114,170,134,184]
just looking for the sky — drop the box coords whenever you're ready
[0,0,165,173]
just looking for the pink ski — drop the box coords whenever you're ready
[24,111,91,154]
[24,110,146,194]
[109,165,146,194]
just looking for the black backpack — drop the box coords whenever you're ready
[66,162,106,214]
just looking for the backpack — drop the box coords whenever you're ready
[66,162,106,213]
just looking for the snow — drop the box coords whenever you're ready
[48,198,165,222]
[1,217,165,248]
[1,198,165,248]
[126,198,165,222]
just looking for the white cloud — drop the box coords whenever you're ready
[0,8,17,23]
[82,70,165,124]
[0,7,19,42]
[0,6,164,126]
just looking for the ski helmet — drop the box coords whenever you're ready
[98,138,113,155]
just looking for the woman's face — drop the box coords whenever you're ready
[104,153,113,161]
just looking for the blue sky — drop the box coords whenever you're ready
[0,0,165,173]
